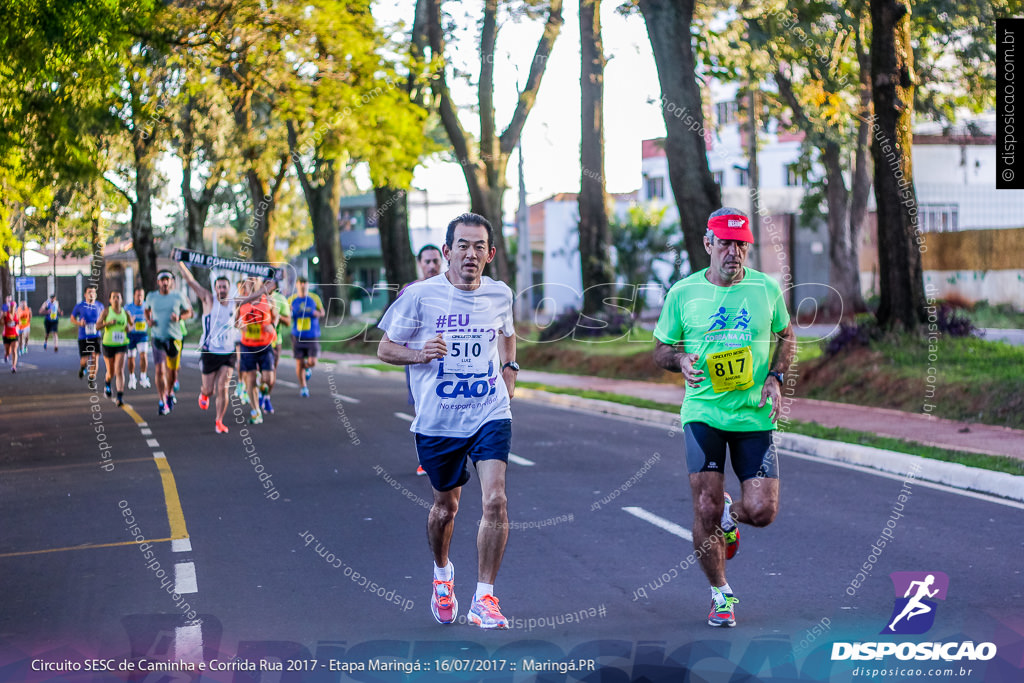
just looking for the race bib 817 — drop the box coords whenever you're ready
[707,346,754,393]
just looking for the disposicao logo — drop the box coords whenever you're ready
[883,571,948,635]
[831,571,997,662]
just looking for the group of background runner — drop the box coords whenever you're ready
[6,206,792,632]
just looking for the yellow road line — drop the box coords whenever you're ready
[122,402,188,539]
[121,403,146,425]
[0,536,178,559]
[153,455,189,540]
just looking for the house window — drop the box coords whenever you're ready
[645,175,665,200]
[735,168,749,186]
[712,171,724,187]
[785,164,803,187]
[920,204,959,233]
[715,100,737,126]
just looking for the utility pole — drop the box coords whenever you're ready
[746,79,763,268]
[515,141,532,321]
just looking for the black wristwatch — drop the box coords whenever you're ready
[501,361,520,372]
[767,370,784,385]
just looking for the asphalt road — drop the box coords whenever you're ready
[1,348,1022,682]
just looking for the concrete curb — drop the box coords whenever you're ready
[512,388,1024,503]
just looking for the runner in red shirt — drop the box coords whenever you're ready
[2,305,19,372]
[236,277,279,424]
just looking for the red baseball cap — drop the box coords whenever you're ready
[707,213,754,243]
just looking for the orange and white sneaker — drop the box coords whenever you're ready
[722,492,739,560]
[416,465,427,476]
[198,393,210,410]
[431,575,458,624]
[468,594,509,629]
[215,420,229,434]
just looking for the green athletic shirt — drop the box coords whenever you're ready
[654,267,790,432]
[271,291,290,347]
[102,308,130,347]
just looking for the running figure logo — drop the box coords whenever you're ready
[882,571,949,635]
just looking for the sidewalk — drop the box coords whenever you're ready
[320,351,1022,461]
[517,370,1023,461]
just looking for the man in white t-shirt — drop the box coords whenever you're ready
[377,213,519,630]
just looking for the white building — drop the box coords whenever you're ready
[639,82,1024,309]
[534,192,638,317]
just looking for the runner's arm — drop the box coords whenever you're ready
[654,340,704,388]
[276,298,290,326]
[96,308,110,329]
[232,280,275,306]
[767,322,796,377]
[378,332,446,365]
[497,331,517,399]
[758,322,797,421]
[177,262,214,310]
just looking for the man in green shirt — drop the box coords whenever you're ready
[265,280,291,415]
[653,207,796,628]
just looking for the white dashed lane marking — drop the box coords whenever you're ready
[622,506,693,541]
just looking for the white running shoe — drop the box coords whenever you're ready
[128,374,137,390]
[139,375,151,388]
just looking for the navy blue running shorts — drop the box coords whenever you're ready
[239,343,275,373]
[415,419,512,492]
[684,422,779,481]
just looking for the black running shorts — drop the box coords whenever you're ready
[683,422,779,481]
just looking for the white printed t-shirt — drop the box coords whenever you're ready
[378,273,514,437]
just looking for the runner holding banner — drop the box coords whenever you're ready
[171,247,285,281]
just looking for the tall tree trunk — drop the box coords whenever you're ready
[182,162,219,252]
[746,82,762,266]
[846,14,874,315]
[776,63,870,320]
[0,264,9,303]
[310,177,342,311]
[638,0,719,274]
[289,122,343,310]
[131,153,158,293]
[822,141,862,319]
[870,0,926,330]
[376,185,417,305]
[427,0,564,284]
[244,157,288,264]
[578,0,613,314]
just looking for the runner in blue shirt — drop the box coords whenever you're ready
[124,287,151,390]
[70,286,105,381]
[289,276,325,397]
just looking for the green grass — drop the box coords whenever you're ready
[799,332,1024,428]
[879,334,1021,385]
[967,301,1024,329]
[516,381,1023,477]
[355,362,404,373]
[795,337,824,364]
[517,381,679,412]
